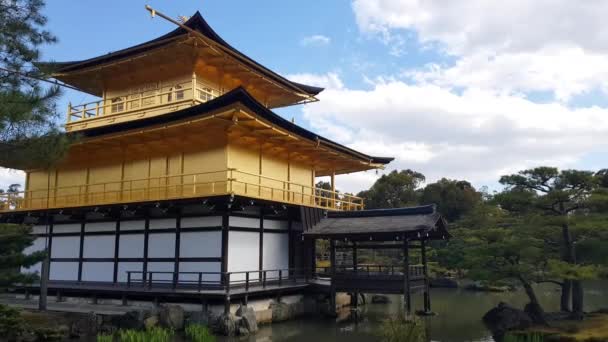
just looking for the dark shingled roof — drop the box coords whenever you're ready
[78,87,394,166]
[304,205,448,240]
[38,12,323,97]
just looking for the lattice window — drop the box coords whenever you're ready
[111,97,124,113]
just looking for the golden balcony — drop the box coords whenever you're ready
[0,169,364,213]
[65,80,220,132]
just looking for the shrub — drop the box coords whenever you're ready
[0,304,24,340]
[379,315,426,342]
[185,323,216,342]
[97,333,113,342]
[504,331,544,342]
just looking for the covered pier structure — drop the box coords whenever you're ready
[304,204,449,315]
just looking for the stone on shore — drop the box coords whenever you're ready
[482,302,532,341]
[159,304,185,330]
[236,305,258,334]
[371,295,391,304]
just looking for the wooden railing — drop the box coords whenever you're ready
[66,81,218,124]
[315,264,425,279]
[0,168,363,212]
[125,268,309,293]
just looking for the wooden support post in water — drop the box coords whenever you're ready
[330,239,337,316]
[421,238,432,314]
[403,237,411,315]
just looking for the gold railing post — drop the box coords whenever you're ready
[193,174,197,195]
[95,101,100,117]
[67,102,72,123]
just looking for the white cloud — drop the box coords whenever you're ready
[352,0,608,101]
[300,35,331,47]
[288,72,344,90]
[300,74,608,193]
[0,169,26,191]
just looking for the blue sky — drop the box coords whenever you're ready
[2,0,607,193]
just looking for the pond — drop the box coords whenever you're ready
[220,280,608,342]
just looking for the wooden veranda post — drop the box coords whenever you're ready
[403,237,411,315]
[329,239,337,315]
[421,238,431,313]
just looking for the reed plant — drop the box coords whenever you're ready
[118,326,174,342]
[503,331,544,342]
[96,333,114,342]
[379,315,426,342]
[185,323,216,342]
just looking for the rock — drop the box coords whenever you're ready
[236,305,258,333]
[270,301,293,322]
[465,282,513,292]
[144,315,159,329]
[69,312,98,338]
[159,304,185,330]
[111,311,143,330]
[430,277,459,288]
[213,313,236,336]
[482,302,532,341]
[371,295,391,304]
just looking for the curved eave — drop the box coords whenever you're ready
[36,12,323,97]
[74,87,392,167]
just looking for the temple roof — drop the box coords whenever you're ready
[303,205,449,240]
[38,12,323,98]
[76,87,393,167]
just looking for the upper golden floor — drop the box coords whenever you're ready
[41,12,322,133]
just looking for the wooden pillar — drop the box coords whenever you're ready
[329,239,336,315]
[330,171,336,209]
[173,211,182,288]
[403,237,411,315]
[77,218,85,282]
[352,241,358,271]
[39,214,53,311]
[421,238,431,313]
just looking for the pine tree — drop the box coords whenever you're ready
[0,0,70,169]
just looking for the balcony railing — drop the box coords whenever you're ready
[0,169,363,212]
[66,80,219,124]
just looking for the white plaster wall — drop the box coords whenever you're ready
[120,220,145,231]
[180,231,221,258]
[149,218,176,230]
[51,236,80,258]
[147,233,175,258]
[263,219,288,230]
[117,262,143,282]
[147,262,174,282]
[181,216,221,228]
[49,262,78,281]
[53,223,81,234]
[229,216,259,228]
[81,262,113,282]
[228,231,260,281]
[119,234,144,258]
[83,235,115,258]
[262,233,289,272]
[85,222,116,232]
[179,262,221,283]
[32,225,51,234]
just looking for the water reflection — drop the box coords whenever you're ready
[220,280,608,342]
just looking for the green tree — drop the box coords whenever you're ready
[0,223,44,288]
[420,178,481,221]
[498,167,605,319]
[358,170,425,209]
[0,0,71,169]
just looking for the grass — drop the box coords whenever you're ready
[526,313,608,342]
[117,327,174,342]
[185,323,216,342]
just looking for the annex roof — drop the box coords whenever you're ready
[303,205,449,241]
